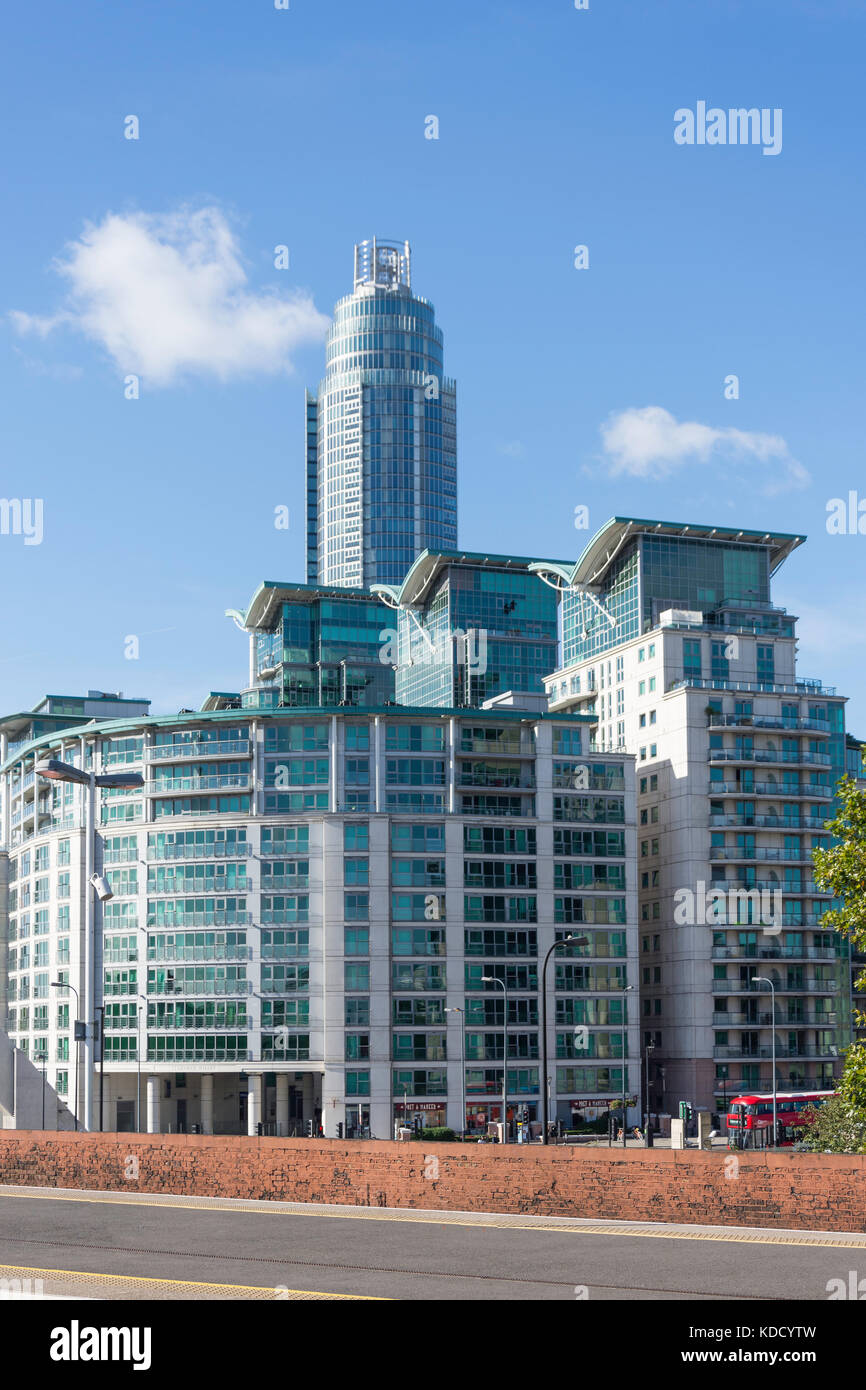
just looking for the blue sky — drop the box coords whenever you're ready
[1,0,864,726]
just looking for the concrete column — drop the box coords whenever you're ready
[200,1074,214,1134]
[275,1074,289,1136]
[247,1073,262,1136]
[146,1076,160,1133]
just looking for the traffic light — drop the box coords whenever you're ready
[336,1122,344,1139]
[305,1120,314,1137]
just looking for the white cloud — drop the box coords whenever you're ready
[599,406,810,495]
[497,440,525,458]
[10,206,330,386]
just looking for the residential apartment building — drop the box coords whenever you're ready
[0,693,637,1137]
[541,517,852,1121]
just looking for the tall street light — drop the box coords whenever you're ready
[481,975,508,1143]
[621,984,634,1148]
[51,979,80,1131]
[445,1006,466,1136]
[753,976,777,1147]
[37,756,144,1133]
[541,934,588,1145]
[36,1051,48,1130]
[644,1040,655,1147]
[136,992,148,1132]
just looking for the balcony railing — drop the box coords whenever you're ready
[670,677,837,696]
[146,980,247,996]
[712,978,839,993]
[145,910,252,927]
[146,946,249,962]
[147,741,251,761]
[712,944,841,962]
[147,841,252,860]
[713,1044,841,1060]
[709,815,828,830]
[709,782,833,799]
[708,714,831,734]
[709,847,818,863]
[712,1011,839,1027]
[149,774,252,793]
[708,749,832,767]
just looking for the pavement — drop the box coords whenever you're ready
[0,1184,861,1301]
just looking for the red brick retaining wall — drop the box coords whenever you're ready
[1,1133,864,1231]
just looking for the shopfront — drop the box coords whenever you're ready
[393,1100,446,1132]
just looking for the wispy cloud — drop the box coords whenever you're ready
[598,405,810,495]
[497,440,525,458]
[10,206,330,386]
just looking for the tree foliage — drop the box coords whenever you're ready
[805,770,866,1150]
[812,773,866,1022]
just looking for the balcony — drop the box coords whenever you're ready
[708,714,831,735]
[147,741,251,762]
[711,945,841,961]
[708,749,832,767]
[146,979,247,996]
[713,1044,841,1060]
[712,1011,839,1027]
[146,945,249,962]
[709,847,818,863]
[670,677,837,697]
[145,909,252,927]
[709,782,833,799]
[712,978,839,994]
[709,878,830,895]
[147,876,250,897]
[147,840,252,860]
[459,738,527,757]
[709,814,828,830]
[149,773,252,794]
[147,1016,249,1031]
[458,771,535,789]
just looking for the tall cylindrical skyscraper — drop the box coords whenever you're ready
[306,238,457,589]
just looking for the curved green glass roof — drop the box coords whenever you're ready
[570,517,805,589]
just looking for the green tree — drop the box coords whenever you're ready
[801,1059,866,1154]
[806,769,866,1150]
[813,771,866,1020]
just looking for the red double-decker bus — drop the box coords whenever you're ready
[726,1090,836,1148]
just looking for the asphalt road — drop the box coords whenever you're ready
[0,1185,862,1301]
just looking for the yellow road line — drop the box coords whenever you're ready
[0,1262,381,1300]
[1,1186,864,1249]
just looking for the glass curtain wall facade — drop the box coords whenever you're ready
[306,239,457,590]
[377,552,561,709]
[0,705,638,1137]
[233,583,394,712]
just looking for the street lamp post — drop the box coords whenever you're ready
[621,984,634,1148]
[754,977,777,1147]
[51,979,80,1131]
[644,1041,655,1146]
[36,1052,48,1129]
[95,1004,106,1132]
[136,993,148,1132]
[445,1006,466,1136]
[541,934,588,1145]
[481,975,508,1142]
[37,757,144,1134]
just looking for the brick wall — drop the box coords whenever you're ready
[0,1133,864,1232]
